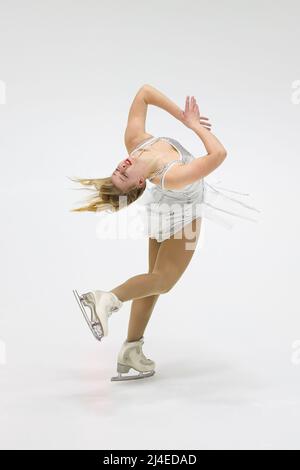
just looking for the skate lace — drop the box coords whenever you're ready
[108,309,115,319]
[108,304,119,317]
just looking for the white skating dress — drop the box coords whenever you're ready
[132,135,261,242]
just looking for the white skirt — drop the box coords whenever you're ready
[136,178,262,242]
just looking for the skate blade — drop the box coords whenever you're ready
[72,289,104,341]
[111,370,155,382]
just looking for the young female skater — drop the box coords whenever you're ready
[71,84,260,381]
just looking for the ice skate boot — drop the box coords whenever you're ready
[72,289,123,341]
[111,336,155,381]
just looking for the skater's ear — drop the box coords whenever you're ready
[137,177,146,189]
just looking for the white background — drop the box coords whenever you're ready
[0,0,299,450]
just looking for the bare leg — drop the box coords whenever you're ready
[111,218,202,340]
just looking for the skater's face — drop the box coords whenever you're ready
[111,157,145,193]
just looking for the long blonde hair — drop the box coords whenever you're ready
[69,176,146,213]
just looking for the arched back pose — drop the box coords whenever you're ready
[71,85,261,382]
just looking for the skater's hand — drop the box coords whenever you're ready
[180,96,212,131]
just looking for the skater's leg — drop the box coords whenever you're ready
[127,237,161,342]
[111,217,202,302]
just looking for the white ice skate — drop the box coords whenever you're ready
[72,289,123,341]
[111,336,155,381]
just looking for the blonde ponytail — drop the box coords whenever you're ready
[68,176,146,213]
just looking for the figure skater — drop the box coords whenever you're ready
[70,84,260,381]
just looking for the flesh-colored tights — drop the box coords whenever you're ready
[111,218,202,342]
